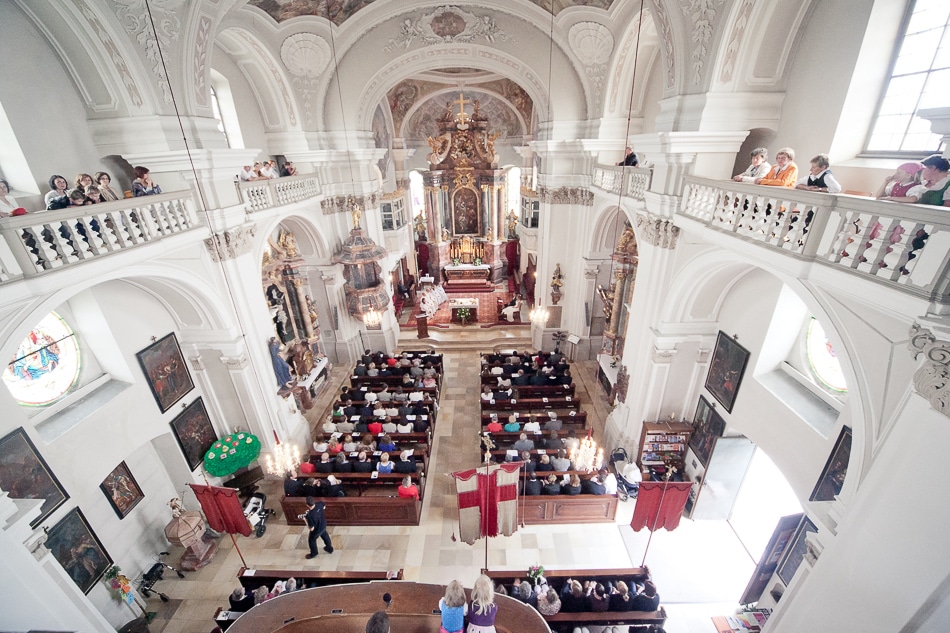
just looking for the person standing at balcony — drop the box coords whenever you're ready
[901,155,950,207]
[95,172,121,201]
[732,148,771,182]
[131,166,161,197]
[795,154,842,193]
[280,161,297,177]
[239,165,263,182]
[45,174,69,209]
[875,162,922,200]
[0,179,17,216]
[754,148,798,188]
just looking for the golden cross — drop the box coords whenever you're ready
[454,92,470,117]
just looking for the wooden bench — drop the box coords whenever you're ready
[518,493,618,523]
[329,415,434,431]
[349,374,442,388]
[486,429,578,445]
[235,567,403,591]
[308,448,429,471]
[485,568,665,631]
[479,381,576,397]
[483,411,588,427]
[481,396,581,412]
[319,429,432,447]
[281,491,422,526]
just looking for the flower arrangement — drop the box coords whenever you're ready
[473,257,483,266]
[452,257,462,266]
[456,307,472,324]
[104,565,135,606]
[527,564,545,583]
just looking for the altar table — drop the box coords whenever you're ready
[449,298,478,322]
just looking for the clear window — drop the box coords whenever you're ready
[866,0,950,154]
[3,312,81,407]
[805,318,847,394]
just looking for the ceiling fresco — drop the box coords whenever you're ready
[249,0,618,25]
[403,90,525,142]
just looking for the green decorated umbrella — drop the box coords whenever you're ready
[203,432,261,477]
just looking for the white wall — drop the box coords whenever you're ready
[211,47,268,161]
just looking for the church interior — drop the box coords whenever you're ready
[1,1,949,632]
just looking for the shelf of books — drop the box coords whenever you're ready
[636,421,693,470]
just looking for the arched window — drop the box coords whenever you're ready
[210,69,245,149]
[506,166,521,216]
[805,318,848,394]
[3,312,81,407]
[409,171,425,218]
[866,0,949,154]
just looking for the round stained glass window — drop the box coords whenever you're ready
[3,312,81,406]
[806,318,847,393]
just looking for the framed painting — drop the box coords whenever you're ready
[809,426,852,502]
[689,396,726,467]
[136,333,194,413]
[704,331,751,413]
[170,397,217,471]
[739,512,803,604]
[777,515,818,585]
[0,427,69,528]
[99,461,144,519]
[46,507,112,594]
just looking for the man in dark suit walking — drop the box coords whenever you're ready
[304,496,334,558]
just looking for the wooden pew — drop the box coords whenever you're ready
[328,415,434,433]
[482,411,588,427]
[235,567,403,591]
[319,429,431,447]
[281,490,422,526]
[479,381,576,397]
[485,568,665,632]
[480,396,581,412]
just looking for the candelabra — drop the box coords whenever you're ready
[265,442,301,477]
[570,432,603,472]
[529,304,549,326]
[363,308,382,328]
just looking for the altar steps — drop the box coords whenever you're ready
[396,326,531,352]
[442,280,496,294]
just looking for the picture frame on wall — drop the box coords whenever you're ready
[99,461,144,519]
[777,515,818,585]
[0,427,69,528]
[739,512,803,604]
[689,396,727,467]
[46,507,113,594]
[704,331,751,413]
[136,333,195,413]
[809,426,853,502]
[170,397,217,471]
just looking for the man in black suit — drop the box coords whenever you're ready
[524,473,542,495]
[342,399,358,418]
[304,496,333,558]
[353,452,374,473]
[529,372,547,386]
[412,416,430,433]
[582,474,606,495]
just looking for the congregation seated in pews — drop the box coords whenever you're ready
[486,567,666,631]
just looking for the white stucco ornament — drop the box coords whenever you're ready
[385,6,511,52]
[281,33,331,77]
[909,324,950,418]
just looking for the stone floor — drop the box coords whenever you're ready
[144,339,769,633]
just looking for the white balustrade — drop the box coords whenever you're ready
[593,165,652,201]
[681,176,950,301]
[238,175,321,212]
[0,191,200,279]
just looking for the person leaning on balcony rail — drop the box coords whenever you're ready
[0,179,17,216]
[794,153,842,193]
[45,174,69,209]
[95,172,121,201]
[617,146,639,167]
[280,160,297,177]
[898,155,950,207]
[131,166,161,197]
[875,162,922,200]
[238,165,263,182]
[732,147,771,182]
[754,147,798,188]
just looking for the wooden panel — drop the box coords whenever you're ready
[517,494,618,524]
[281,495,421,527]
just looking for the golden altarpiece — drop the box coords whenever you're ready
[419,94,506,290]
[600,222,638,357]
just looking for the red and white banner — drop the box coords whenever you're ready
[630,480,692,532]
[453,462,521,544]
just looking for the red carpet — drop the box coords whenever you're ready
[401,290,528,329]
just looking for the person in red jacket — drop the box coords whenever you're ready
[397,475,419,500]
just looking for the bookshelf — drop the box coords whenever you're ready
[636,421,693,470]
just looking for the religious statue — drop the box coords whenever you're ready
[168,498,186,519]
[507,210,519,238]
[616,222,636,254]
[306,295,319,328]
[441,227,450,242]
[278,229,299,258]
[414,211,427,239]
[597,283,614,321]
[268,337,294,387]
[287,341,315,378]
[485,228,493,242]
[550,263,564,305]
[349,199,362,229]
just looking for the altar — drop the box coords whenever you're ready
[443,263,493,292]
[449,298,478,323]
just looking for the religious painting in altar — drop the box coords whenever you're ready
[0,427,69,528]
[136,333,195,414]
[452,188,480,235]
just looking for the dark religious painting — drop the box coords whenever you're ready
[809,426,852,502]
[0,427,69,528]
[689,396,726,467]
[452,189,480,235]
[136,333,194,413]
[739,513,803,604]
[170,398,218,471]
[46,507,112,594]
[99,461,144,519]
[777,515,818,585]
[704,331,751,413]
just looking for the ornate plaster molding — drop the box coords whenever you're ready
[681,0,725,86]
[909,323,950,418]
[651,346,677,364]
[569,22,613,110]
[74,0,144,108]
[321,193,380,216]
[537,187,593,206]
[635,212,681,249]
[192,15,213,108]
[204,225,257,262]
[219,354,249,370]
[281,33,330,127]
[649,0,677,90]
[187,355,205,372]
[385,6,511,52]
[718,0,754,85]
[112,0,183,104]
[614,364,630,403]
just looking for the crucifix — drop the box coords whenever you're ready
[454,92,471,118]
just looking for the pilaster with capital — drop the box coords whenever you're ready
[909,324,950,418]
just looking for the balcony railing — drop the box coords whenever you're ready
[238,175,321,212]
[680,176,950,303]
[0,191,200,282]
[593,165,652,200]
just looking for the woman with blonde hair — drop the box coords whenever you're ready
[537,586,561,616]
[468,574,498,633]
[439,580,468,633]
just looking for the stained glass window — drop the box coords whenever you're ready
[806,318,847,393]
[3,312,81,406]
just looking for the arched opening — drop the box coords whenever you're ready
[210,69,245,149]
